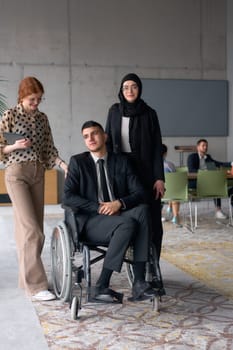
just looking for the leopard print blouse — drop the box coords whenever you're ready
[0,104,58,169]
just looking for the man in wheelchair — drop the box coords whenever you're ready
[63,120,158,303]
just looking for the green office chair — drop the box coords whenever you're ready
[220,166,233,187]
[175,166,188,172]
[162,171,193,231]
[191,169,232,228]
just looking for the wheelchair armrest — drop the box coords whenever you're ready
[62,204,81,250]
[61,204,79,214]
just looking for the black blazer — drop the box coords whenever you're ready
[63,152,145,233]
[187,153,231,173]
[105,103,164,187]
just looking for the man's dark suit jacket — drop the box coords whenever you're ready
[63,152,145,233]
[187,153,231,173]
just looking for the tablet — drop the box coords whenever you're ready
[3,132,25,144]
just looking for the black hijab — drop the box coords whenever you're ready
[118,73,147,117]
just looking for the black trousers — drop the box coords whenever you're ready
[84,204,150,272]
[150,197,163,259]
[122,152,164,261]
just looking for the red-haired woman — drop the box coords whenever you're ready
[0,77,68,301]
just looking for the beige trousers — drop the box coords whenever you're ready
[5,162,48,295]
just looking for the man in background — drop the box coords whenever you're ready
[187,138,233,219]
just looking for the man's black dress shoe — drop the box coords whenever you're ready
[150,277,163,290]
[94,286,124,303]
[128,280,157,301]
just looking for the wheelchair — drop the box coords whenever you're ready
[50,206,165,320]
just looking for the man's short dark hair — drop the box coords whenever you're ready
[197,138,208,146]
[81,120,104,132]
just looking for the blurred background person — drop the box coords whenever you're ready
[187,138,233,219]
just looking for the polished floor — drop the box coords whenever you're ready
[1,203,233,350]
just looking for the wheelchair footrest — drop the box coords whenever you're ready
[88,287,124,304]
[128,293,160,312]
[128,293,156,302]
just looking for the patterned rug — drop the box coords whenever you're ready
[161,214,233,299]
[31,207,233,349]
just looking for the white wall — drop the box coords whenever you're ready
[0,0,230,167]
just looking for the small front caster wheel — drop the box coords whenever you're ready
[151,296,159,312]
[71,296,79,320]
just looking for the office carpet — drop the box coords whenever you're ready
[161,214,233,299]
[31,205,233,349]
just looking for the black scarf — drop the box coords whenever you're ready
[118,73,150,156]
[118,73,147,117]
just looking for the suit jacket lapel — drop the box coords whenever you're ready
[86,153,98,196]
[106,153,115,197]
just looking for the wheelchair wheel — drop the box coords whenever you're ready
[148,243,165,291]
[125,243,164,290]
[70,296,79,320]
[50,222,72,302]
[125,246,134,287]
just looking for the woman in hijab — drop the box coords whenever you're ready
[105,73,165,261]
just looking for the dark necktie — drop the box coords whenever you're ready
[98,159,110,202]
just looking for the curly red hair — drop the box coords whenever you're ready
[18,77,44,103]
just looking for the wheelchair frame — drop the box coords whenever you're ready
[50,206,165,320]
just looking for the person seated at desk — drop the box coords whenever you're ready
[162,144,181,225]
[63,120,157,302]
[187,138,233,219]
